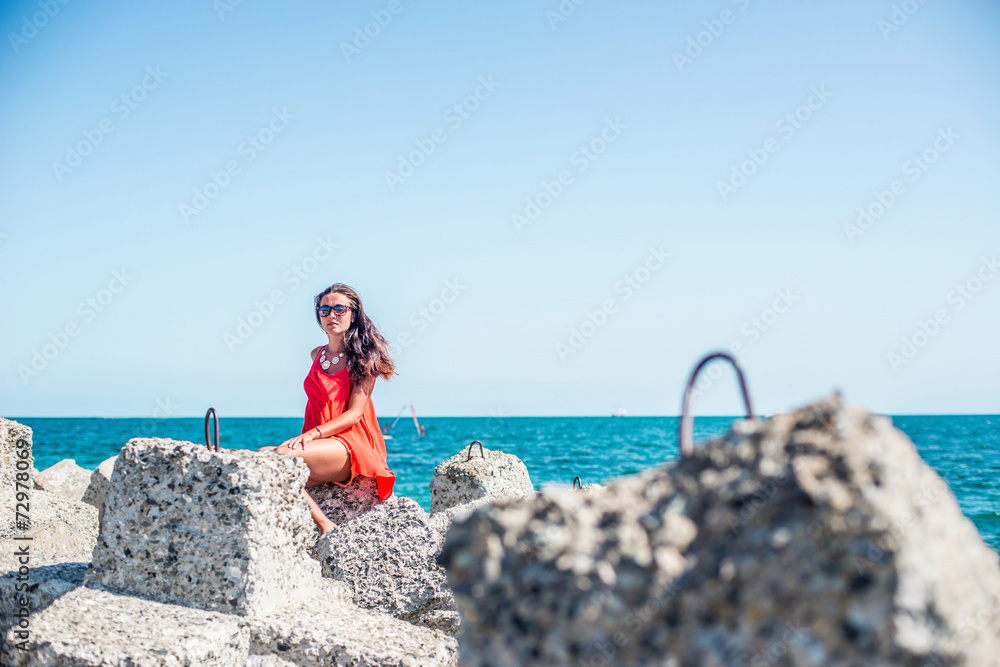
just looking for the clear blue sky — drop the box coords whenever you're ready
[2,1,998,418]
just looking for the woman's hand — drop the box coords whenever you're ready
[279,431,316,451]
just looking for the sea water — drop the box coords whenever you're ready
[14,414,1000,551]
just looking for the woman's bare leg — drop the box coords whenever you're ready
[272,439,352,482]
[260,439,352,535]
[302,488,336,535]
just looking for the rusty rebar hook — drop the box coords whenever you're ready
[572,476,583,490]
[466,440,485,461]
[678,352,755,457]
[204,408,220,452]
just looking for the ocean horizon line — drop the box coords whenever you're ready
[9,413,999,420]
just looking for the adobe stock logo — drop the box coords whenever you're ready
[672,0,753,73]
[545,0,589,31]
[887,255,997,371]
[384,77,501,192]
[340,0,406,62]
[693,288,799,397]
[716,85,833,202]
[224,236,337,352]
[7,0,71,53]
[843,126,958,244]
[18,269,135,385]
[213,0,245,21]
[877,0,932,40]
[52,66,168,182]
[556,246,670,361]
[511,117,627,233]
[180,108,294,224]
[390,279,467,355]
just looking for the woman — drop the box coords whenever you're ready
[257,283,396,535]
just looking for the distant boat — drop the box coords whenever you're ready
[382,406,407,435]
[612,407,627,417]
[381,405,423,438]
[411,405,425,438]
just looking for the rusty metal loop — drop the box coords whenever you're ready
[573,477,583,490]
[466,440,485,461]
[678,352,755,457]
[204,408,220,452]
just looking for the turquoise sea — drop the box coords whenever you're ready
[13,414,1000,551]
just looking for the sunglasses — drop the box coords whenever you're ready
[317,304,351,317]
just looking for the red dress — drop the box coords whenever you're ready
[301,354,394,502]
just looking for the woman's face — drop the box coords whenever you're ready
[319,292,354,337]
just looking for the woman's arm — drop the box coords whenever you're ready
[284,374,377,450]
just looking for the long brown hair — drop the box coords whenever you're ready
[314,283,396,384]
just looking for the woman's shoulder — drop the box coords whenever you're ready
[310,345,323,362]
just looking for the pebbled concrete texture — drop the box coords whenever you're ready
[0,421,460,665]
[247,577,457,667]
[85,437,322,617]
[0,417,33,493]
[429,445,534,514]
[306,474,380,527]
[440,396,1000,666]
[316,495,459,635]
[33,459,92,503]
[81,455,118,528]
[0,562,89,643]
[2,577,458,667]
[427,490,533,537]
[2,585,252,666]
